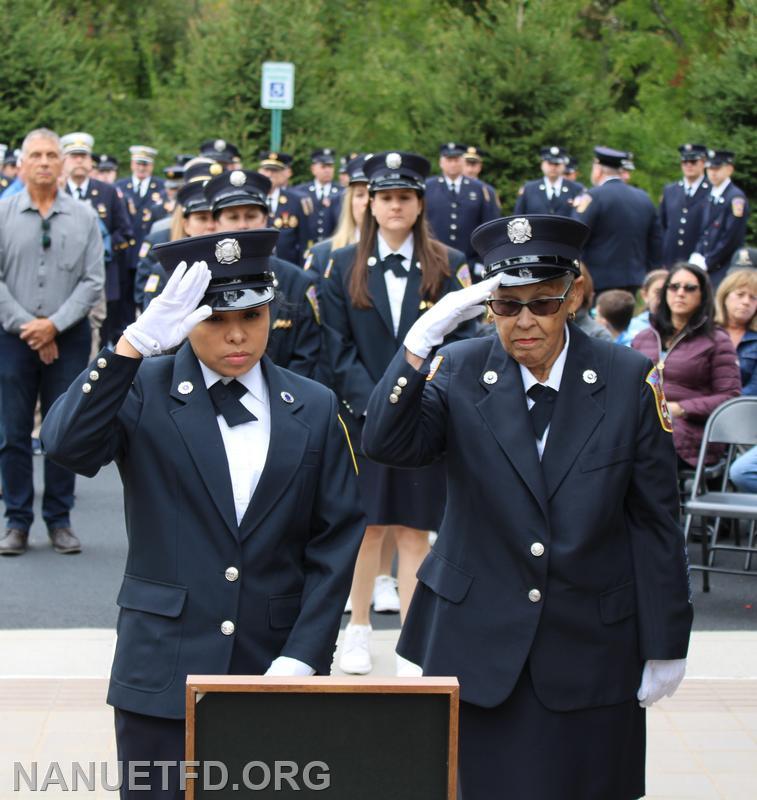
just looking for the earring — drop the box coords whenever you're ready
[568,311,576,321]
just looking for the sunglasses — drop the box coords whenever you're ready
[486,283,572,317]
[667,282,699,293]
[41,219,51,250]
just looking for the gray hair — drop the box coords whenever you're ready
[20,128,62,163]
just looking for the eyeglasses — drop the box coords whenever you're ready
[486,283,572,317]
[667,282,699,293]
[41,219,51,250]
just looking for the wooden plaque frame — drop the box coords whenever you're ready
[186,675,459,799]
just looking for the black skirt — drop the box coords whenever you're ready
[356,453,446,530]
[458,664,646,800]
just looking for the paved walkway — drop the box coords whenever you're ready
[0,630,756,799]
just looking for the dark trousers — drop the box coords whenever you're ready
[114,708,185,800]
[0,319,90,531]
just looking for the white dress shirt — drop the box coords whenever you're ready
[198,360,314,678]
[67,178,90,199]
[519,327,570,459]
[377,232,415,336]
[199,361,271,525]
[446,176,463,194]
[268,187,280,215]
[314,181,332,201]
[545,178,563,199]
[132,176,150,198]
[709,178,731,201]
[682,175,704,196]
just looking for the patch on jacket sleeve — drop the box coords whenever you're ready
[305,284,321,325]
[732,197,745,218]
[144,274,161,294]
[573,193,592,214]
[645,366,673,433]
[456,263,472,288]
[427,354,444,382]
[139,241,151,259]
[324,258,334,279]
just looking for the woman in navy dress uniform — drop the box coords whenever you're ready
[362,214,693,799]
[320,151,477,675]
[41,230,364,799]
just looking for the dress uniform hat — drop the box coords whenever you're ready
[472,214,590,286]
[129,145,158,164]
[177,162,217,215]
[258,151,293,170]
[439,142,467,157]
[152,229,279,310]
[61,132,94,156]
[199,138,241,164]
[706,149,735,166]
[621,151,636,171]
[346,154,368,184]
[311,148,336,164]
[203,169,271,215]
[183,160,217,184]
[679,143,708,161]
[363,151,429,194]
[3,150,19,167]
[97,153,119,170]
[593,146,626,169]
[540,145,567,164]
[163,164,185,182]
[463,146,486,162]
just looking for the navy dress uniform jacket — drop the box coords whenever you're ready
[571,178,662,292]
[304,239,338,389]
[133,227,170,309]
[513,178,583,216]
[362,327,692,711]
[425,176,500,263]
[41,345,364,719]
[115,177,170,271]
[295,183,342,258]
[659,178,711,267]
[269,188,306,266]
[696,182,750,280]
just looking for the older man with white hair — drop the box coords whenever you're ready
[0,128,104,556]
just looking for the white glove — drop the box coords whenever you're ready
[688,252,708,270]
[124,260,212,357]
[403,275,500,359]
[264,656,316,677]
[637,658,686,707]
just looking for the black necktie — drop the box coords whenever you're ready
[208,380,257,427]
[527,384,558,440]
[549,186,559,210]
[76,187,84,200]
[382,253,407,278]
[449,182,457,196]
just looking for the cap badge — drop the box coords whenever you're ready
[507,217,532,244]
[518,268,533,279]
[214,139,226,152]
[708,149,716,159]
[684,143,692,151]
[550,146,559,156]
[582,370,598,384]
[178,381,194,395]
[483,371,498,385]
[209,163,223,176]
[215,238,242,264]
[385,152,402,169]
[280,391,294,404]
[229,170,246,187]
[447,142,455,149]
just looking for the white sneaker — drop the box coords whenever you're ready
[339,624,372,674]
[395,653,423,677]
[344,595,352,614]
[372,574,400,613]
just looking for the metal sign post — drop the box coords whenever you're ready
[261,62,295,152]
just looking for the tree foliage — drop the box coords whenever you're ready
[0,0,754,236]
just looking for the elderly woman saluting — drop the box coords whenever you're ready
[362,214,693,800]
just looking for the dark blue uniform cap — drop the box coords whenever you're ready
[258,151,293,169]
[540,146,567,164]
[163,165,185,181]
[463,146,487,162]
[177,162,218,215]
[152,229,279,310]
[96,153,118,170]
[439,142,466,157]
[199,139,241,164]
[203,169,272,215]
[311,148,336,164]
[184,160,221,184]
[175,154,195,167]
[346,155,368,184]
[593,146,626,168]
[679,143,707,161]
[472,215,590,287]
[363,151,429,193]
[563,156,577,172]
[706,149,735,166]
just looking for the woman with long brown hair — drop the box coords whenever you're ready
[321,151,477,676]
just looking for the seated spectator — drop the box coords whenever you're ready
[595,289,636,345]
[628,268,669,337]
[632,263,741,469]
[730,447,757,493]
[574,262,613,342]
[715,268,757,395]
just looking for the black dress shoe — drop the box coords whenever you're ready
[48,527,82,554]
[0,529,29,555]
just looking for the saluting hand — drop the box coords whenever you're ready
[404,275,500,359]
[123,260,212,357]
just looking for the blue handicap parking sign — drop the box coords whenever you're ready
[270,81,285,98]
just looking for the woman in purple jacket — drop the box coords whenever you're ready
[632,263,741,468]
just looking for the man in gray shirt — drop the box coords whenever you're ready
[0,128,104,556]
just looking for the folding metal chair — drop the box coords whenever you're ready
[683,396,757,591]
